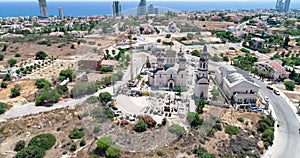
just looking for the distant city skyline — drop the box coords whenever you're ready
[38,0,48,17]
[112,0,121,17]
[0,0,299,18]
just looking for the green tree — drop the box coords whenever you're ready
[35,89,60,106]
[14,140,26,151]
[165,34,171,38]
[10,84,21,98]
[99,92,112,105]
[157,150,164,156]
[105,146,121,158]
[15,146,45,158]
[225,125,240,135]
[80,139,86,147]
[15,53,21,57]
[0,102,7,115]
[2,74,11,81]
[70,144,77,152]
[222,56,229,62]
[196,99,206,114]
[0,54,4,61]
[96,136,112,152]
[191,50,201,57]
[35,78,51,89]
[262,128,274,147]
[56,85,69,96]
[59,69,75,82]
[69,128,85,139]
[35,51,47,60]
[2,44,8,51]
[0,82,7,88]
[134,120,147,132]
[283,36,290,49]
[100,66,113,72]
[186,112,203,127]
[146,56,151,68]
[284,81,295,91]
[7,58,17,67]
[28,133,56,150]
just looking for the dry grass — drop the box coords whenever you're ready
[0,80,37,105]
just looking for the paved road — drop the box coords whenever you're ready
[187,52,300,157]
[255,78,300,158]
[0,86,113,121]
[0,52,146,121]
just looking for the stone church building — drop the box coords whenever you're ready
[148,47,188,90]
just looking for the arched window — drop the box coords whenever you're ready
[181,74,183,78]
[203,63,206,69]
[200,92,204,98]
[170,74,173,79]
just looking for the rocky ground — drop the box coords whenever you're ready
[0,107,94,158]
[0,102,266,158]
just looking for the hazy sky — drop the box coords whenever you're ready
[0,0,285,2]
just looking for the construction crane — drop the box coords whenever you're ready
[110,28,135,85]
[109,29,130,46]
[129,29,134,82]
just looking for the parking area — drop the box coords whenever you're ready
[112,91,189,123]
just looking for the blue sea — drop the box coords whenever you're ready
[0,1,299,18]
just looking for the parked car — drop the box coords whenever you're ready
[267,85,273,90]
[273,89,280,95]
[251,105,257,111]
[257,106,263,112]
[264,96,269,103]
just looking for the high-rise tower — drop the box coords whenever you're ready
[137,0,147,16]
[148,4,158,15]
[112,1,121,18]
[284,0,291,12]
[38,0,48,18]
[276,0,290,12]
[58,7,63,20]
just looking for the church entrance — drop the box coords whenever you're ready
[168,80,175,90]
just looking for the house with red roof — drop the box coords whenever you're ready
[254,60,289,81]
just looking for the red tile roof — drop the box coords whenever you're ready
[101,60,117,66]
[267,60,285,71]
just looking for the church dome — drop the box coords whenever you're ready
[166,47,176,57]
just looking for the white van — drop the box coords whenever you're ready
[273,89,280,95]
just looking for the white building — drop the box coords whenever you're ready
[215,65,259,108]
[254,60,289,81]
[194,45,209,100]
[148,47,188,90]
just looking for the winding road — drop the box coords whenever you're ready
[256,78,300,158]
[186,49,300,158]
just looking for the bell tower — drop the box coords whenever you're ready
[194,45,209,100]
